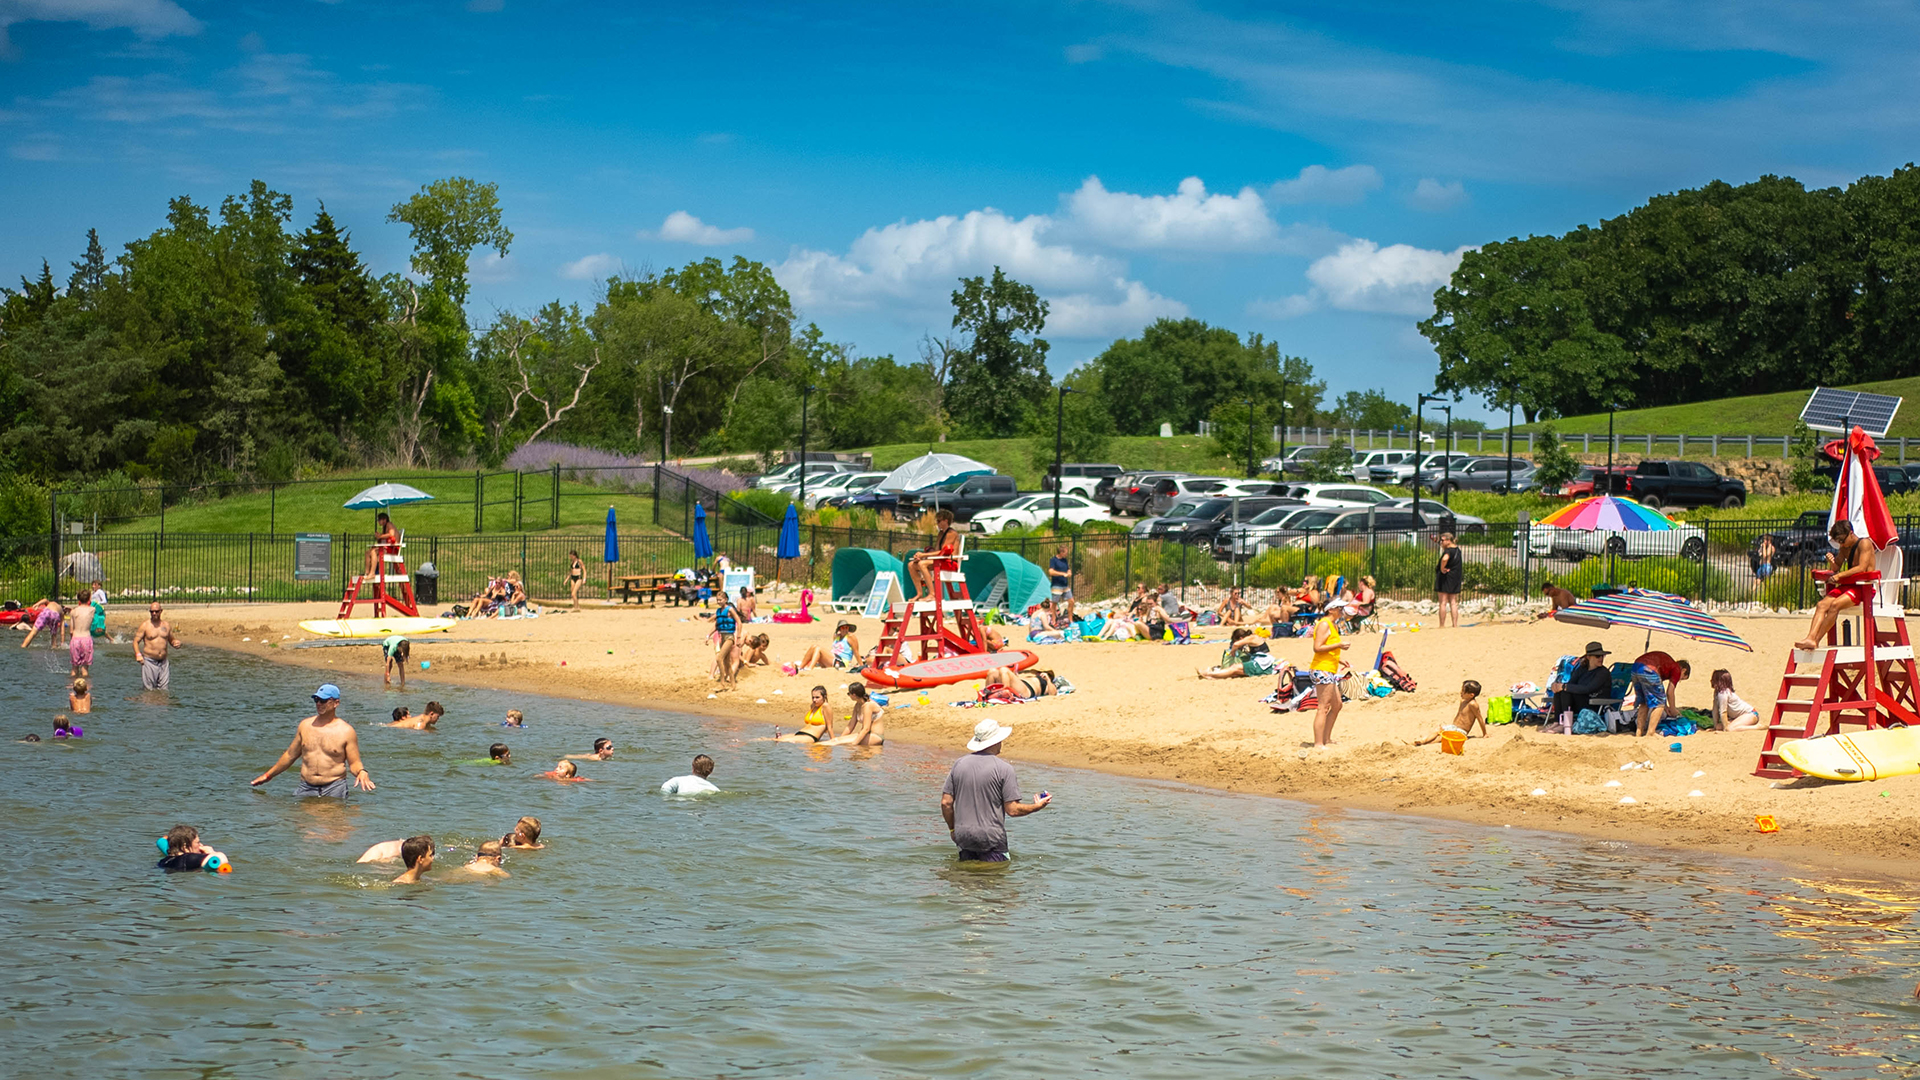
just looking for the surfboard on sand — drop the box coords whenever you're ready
[1776,728,1920,782]
[298,617,457,639]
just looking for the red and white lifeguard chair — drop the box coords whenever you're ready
[862,538,1036,690]
[1755,425,1919,777]
[336,530,419,620]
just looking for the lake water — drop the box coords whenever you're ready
[2,642,1917,1078]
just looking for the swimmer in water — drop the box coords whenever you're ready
[541,760,593,781]
[393,835,434,884]
[464,839,509,877]
[488,743,511,765]
[767,686,836,742]
[502,709,524,727]
[68,678,91,715]
[565,738,615,761]
[660,754,719,794]
[156,825,229,872]
[356,838,406,863]
[504,815,543,849]
[53,714,82,739]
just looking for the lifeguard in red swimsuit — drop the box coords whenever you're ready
[907,509,959,599]
[1794,519,1877,650]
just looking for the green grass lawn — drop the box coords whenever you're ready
[92,470,676,537]
[1514,376,1920,438]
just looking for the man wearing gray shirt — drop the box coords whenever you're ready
[940,718,1052,862]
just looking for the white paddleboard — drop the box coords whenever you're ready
[298,617,458,639]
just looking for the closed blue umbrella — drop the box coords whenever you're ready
[603,507,619,594]
[777,503,801,559]
[692,502,713,560]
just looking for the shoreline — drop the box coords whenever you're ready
[146,599,1920,880]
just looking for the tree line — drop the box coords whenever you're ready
[3,177,1422,497]
[1423,168,1920,420]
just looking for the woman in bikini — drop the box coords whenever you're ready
[769,685,838,742]
[984,666,1062,699]
[568,550,585,607]
[907,509,960,599]
[822,683,885,745]
[797,622,861,671]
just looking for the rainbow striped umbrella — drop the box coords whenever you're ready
[1539,496,1680,531]
[1553,587,1751,652]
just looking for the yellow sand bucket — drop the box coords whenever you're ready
[1439,730,1466,756]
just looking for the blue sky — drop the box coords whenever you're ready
[5,0,1918,421]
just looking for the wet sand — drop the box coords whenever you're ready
[146,593,1920,877]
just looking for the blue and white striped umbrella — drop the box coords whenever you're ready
[1552,587,1751,652]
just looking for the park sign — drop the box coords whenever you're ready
[294,534,331,580]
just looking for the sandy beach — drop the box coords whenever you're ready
[144,593,1920,877]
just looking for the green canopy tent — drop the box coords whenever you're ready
[963,550,1050,614]
[830,547,905,611]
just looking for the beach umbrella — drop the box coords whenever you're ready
[1553,588,1752,652]
[775,503,801,584]
[1538,496,1679,532]
[603,506,619,592]
[875,452,994,491]
[692,502,713,560]
[342,482,436,510]
[1830,426,1901,577]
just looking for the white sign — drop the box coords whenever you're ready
[722,568,755,600]
[862,571,903,619]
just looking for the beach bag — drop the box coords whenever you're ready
[448,603,470,618]
[1379,651,1417,692]
[1551,654,1580,686]
[1170,621,1192,644]
[1365,672,1394,698]
[1270,621,1300,638]
[1656,717,1698,737]
[1196,611,1220,626]
[1572,708,1607,735]
[1486,696,1514,725]
[1079,615,1105,639]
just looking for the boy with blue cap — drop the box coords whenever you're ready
[250,684,375,798]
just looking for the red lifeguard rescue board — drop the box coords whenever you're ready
[863,649,1038,690]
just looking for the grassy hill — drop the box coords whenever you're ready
[1515,376,1920,438]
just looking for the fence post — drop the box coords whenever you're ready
[513,470,523,532]
[1070,533,1080,599]
[158,485,166,550]
[1782,433,1791,460]
[551,464,561,529]
[47,489,59,596]
[1582,433,1590,453]
[150,532,159,600]
[1697,520,1709,602]
[1709,434,1717,458]
[474,470,482,533]
[1679,433,1687,457]
[248,533,255,602]
[521,534,529,590]
[1520,520,1531,599]
[1124,534,1132,595]
[270,484,276,536]
[1746,434,1753,458]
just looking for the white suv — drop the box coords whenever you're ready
[1349,449,1415,483]
[1282,483,1396,508]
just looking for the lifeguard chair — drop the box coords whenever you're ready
[863,537,1037,689]
[336,529,418,619]
[1755,412,1919,777]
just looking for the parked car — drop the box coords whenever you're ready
[1111,472,1191,516]
[1043,462,1125,497]
[1258,446,1317,473]
[1752,509,1920,569]
[1280,483,1395,508]
[1211,478,1291,497]
[1274,507,1427,553]
[1610,460,1746,509]
[1816,462,1917,497]
[968,493,1115,534]
[753,460,856,490]
[1154,496,1303,545]
[1213,505,1346,561]
[1349,449,1417,483]
[1279,445,1354,477]
[1370,451,1473,486]
[1420,457,1535,496]
[1148,476,1235,517]
[1519,520,1708,562]
[1548,465,1634,499]
[797,471,887,509]
[1377,496,1487,534]
[892,474,1021,522]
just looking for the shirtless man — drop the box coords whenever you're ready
[133,603,182,691]
[822,683,885,746]
[1796,519,1879,650]
[1536,581,1578,620]
[250,684,375,798]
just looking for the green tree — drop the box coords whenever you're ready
[1026,370,1116,472]
[1084,318,1321,436]
[386,177,513,307]
[1788,420,1832,493]
[1531,425,1581,490]
[1206,399,1274,470]
[1326,388,1412,431]
[946,267,1051,438]
[1299,437,1353,483]
[728,377,800,467]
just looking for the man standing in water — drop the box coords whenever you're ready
[133,603,182,690]
[940,719,1051,862]
[250,684,375,798]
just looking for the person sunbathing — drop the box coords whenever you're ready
[821,683,885,745]
[1196,629,1277,679]
[796,622,861,672]
[768,685,838,742]
[984,666,1063,699]
[1217,589,1251,626]
[1264,589,1298,627]
[1295,576,1323,609]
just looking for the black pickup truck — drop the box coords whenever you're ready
[1752,510,1920,569]
[1614,460,1746,509]
[890,474,1021,522]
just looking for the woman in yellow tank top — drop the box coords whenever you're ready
[767,686,837,743]
[1309,613,1349,747]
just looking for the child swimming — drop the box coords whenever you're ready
[1413,680,1486,746]
[464,839,510,877]
[565,738,614,761]
[156,825,230,873]
[393,836,434,884]
[53,714,82,739]
[501,709,525,727]
[68,678,90,715]
[541,760,593,782]
[503,815,543,849]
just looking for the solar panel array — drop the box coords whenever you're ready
[1800,387,1903,436]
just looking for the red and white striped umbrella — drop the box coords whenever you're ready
[1829,426,1898,554]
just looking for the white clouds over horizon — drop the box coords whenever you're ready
[1268,163,1383,205]
[1252,238,1469,319]
[0,0,199,55]
[649,210,754,245]
[560,252,617,280]
[1063,175,1275,251]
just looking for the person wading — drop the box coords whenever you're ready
[940,718,1052,862]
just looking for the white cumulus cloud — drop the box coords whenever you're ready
[1062,175,1275,251]
[0,0,199,54]
[1047,280,1189,337]
[560,253,618,281]
[1409,177,1469,211]
[650,210,754,246]
[1251,238,1470,319]
[1268,164,1382,205]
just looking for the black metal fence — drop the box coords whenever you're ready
[4,516,1910,612]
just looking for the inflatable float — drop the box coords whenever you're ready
[860,648,1039,691]
[298,617,457,639]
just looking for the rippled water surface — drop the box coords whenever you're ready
[3,642,1919,1078]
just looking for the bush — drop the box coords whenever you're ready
[1531,425,1580,491]
[725,488,793,524]
[0,474,49,537]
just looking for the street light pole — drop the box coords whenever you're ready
[1439,403,1453,506]
[660,379,676,464]
[1243,398,1255,479]
[1052,385,1081,533]
[1505,383,1516,494]
[1415,393,1443,517]
[1606,401,1616,494]
[799,384,817,509]
[1277,376,1288,477]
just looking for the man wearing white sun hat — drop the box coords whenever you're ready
[940,718,1052,862]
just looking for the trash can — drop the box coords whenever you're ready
[415,562,438,606]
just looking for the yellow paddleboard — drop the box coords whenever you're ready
[1777,728,1920,782]
[298,617,458,639]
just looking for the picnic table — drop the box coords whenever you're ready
[614,573,680,605]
